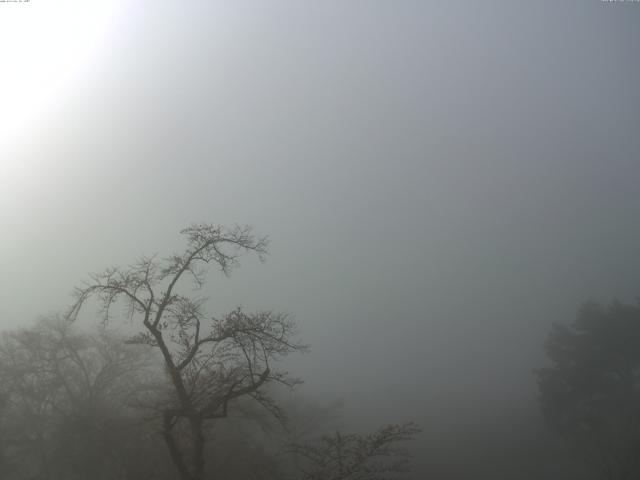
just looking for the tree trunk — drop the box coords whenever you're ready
[162,413,206,480]
[163,414,193,480]
[189,416,205,480]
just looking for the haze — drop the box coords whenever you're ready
[1,1,639,478]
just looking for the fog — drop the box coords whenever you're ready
[1,1,639,478]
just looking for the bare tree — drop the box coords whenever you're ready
[66,224,307,480]
[0,317,151,480]
[286,423,421,480]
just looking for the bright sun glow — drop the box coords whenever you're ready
[0,0,120,163]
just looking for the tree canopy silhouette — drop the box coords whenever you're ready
[0,223,423,480]
[67,224,307,480]
[537,301,640,479]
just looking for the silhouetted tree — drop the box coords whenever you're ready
[537,301,640,479]
[66,224,307,480]
[0,318,154,480]
[285,423,420,480]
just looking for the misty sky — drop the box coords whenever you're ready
[1,1,639,472]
